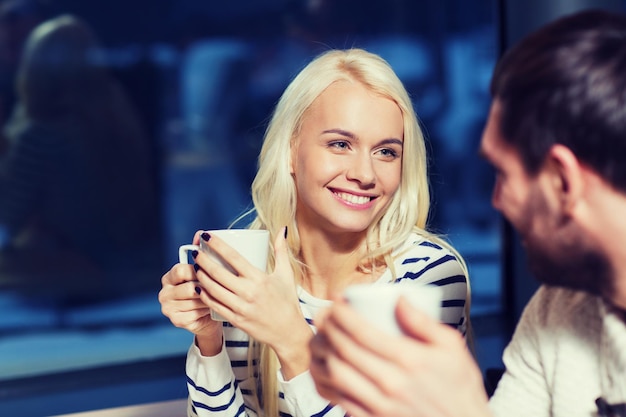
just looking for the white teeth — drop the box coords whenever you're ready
[335,192,371,205]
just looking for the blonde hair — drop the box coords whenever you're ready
[239,48,470,416]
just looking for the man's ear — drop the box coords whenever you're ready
[546,144,584,213]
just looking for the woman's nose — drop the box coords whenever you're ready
[346,154,376,186]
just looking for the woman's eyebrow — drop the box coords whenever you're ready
[378,138,403,147]
[322,128,356,138]
[322,129,403,147]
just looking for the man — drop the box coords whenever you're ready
[309,8,626,417]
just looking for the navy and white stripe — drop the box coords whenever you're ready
[394,240,468,332]
[186,233,468,417]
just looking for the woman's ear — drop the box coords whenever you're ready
[546,144,584,214]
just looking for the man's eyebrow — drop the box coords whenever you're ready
[322,129,403,147]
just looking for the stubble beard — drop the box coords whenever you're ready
[523,225,612,299]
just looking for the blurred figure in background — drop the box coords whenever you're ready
[0,14,162,305]
[0,0,51,154]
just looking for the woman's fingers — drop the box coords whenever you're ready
[161,263,197,287]
[192,230,204,245]
[160,283,211,330]
[193,228,287,319]
[166,304,212,329]
[198,232,258,279]
[194,261,241,314]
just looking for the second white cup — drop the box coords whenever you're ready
[178,229,270,321]
[343,282,443,336]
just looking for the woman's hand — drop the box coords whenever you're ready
[194,227,313,379]
[158,230,223,356]
[309,297,491,417]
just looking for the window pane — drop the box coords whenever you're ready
[0,0,501,410]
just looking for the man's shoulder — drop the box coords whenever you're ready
[531,285,598,307]
[524,285,603,329]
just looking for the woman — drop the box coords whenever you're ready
[159,48,470,417]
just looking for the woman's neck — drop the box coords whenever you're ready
[297,229,383,300]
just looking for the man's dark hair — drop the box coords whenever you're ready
[490,9,626,193]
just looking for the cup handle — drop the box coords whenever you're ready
[178,244,200,264]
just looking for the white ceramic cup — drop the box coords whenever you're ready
[178,229,270,321]
[343,282,443,336]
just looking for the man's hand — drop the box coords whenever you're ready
[309,296,491,417]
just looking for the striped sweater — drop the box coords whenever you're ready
[186,233,468,417]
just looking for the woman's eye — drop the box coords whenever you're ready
[376,148,399,158]
[329,141,349,150]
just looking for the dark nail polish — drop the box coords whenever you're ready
[193,264,200,272]
[201,232,211,242]
[284,226,288,239]
[191,250,198,258]
[194,286,201,295]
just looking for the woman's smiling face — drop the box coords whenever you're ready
[290,80,404,236]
